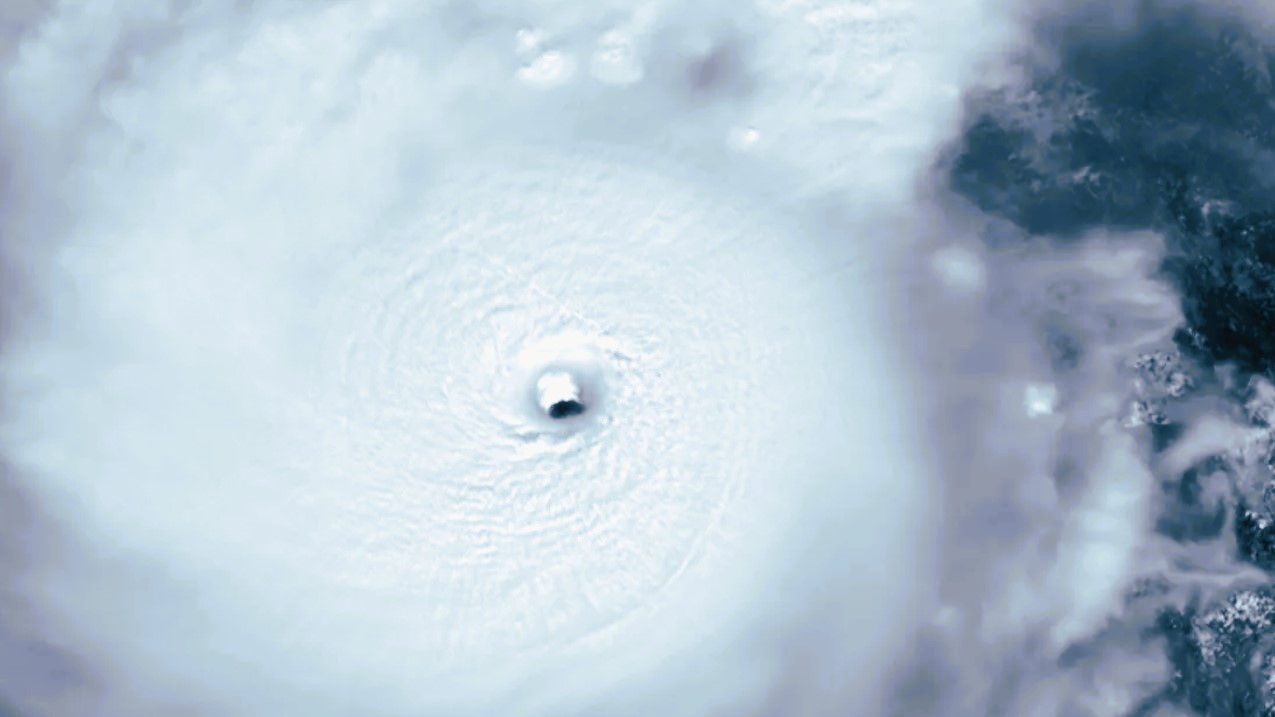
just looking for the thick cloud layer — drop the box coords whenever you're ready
[0,1,1005,716]
[11,0,1275,716]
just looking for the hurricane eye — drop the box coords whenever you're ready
[537,371,587,418]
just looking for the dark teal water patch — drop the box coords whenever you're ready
[1156,589,1275,717]
[943,4,1275,377]
[947,7,1275,237]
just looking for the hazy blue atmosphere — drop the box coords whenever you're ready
[2,1,1275,716]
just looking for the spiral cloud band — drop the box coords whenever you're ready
[0,0,1012,715]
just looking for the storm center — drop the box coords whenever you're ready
[537,370,588,419]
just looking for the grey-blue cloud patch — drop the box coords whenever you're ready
[942,2,1275,714]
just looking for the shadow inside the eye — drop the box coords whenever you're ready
[547,399,586,419]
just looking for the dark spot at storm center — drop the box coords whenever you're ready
[536,370,589,421]
[547,400,586,420]
[940,1,1275,377]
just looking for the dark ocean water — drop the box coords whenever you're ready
[950,4,1275,375]
[947,3,1275,714]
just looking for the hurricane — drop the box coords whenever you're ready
[6,0,1275,716]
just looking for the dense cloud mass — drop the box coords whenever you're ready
[4,0,1275,716]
